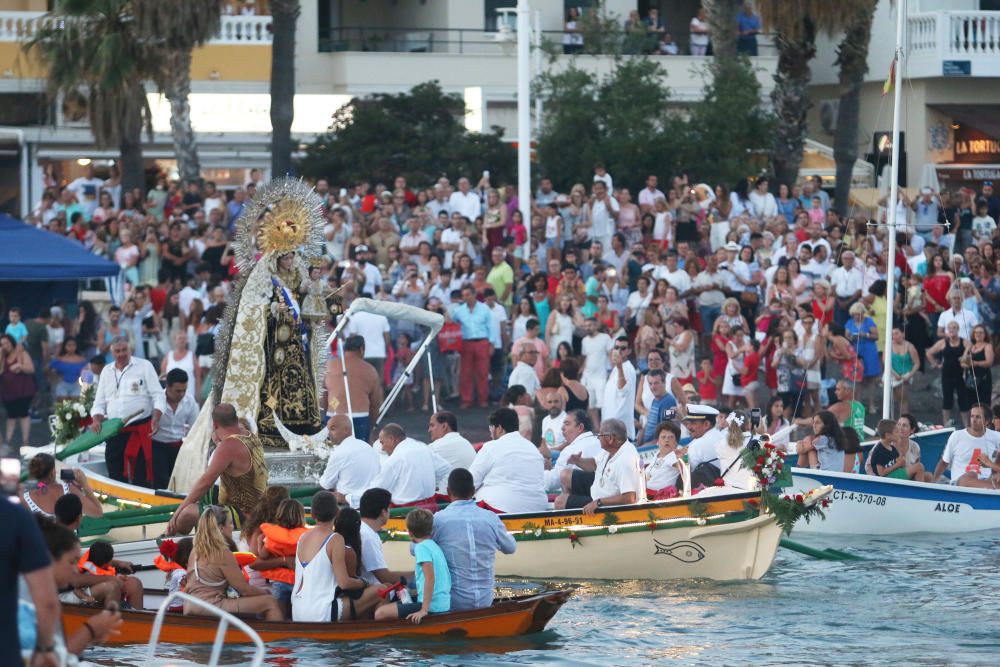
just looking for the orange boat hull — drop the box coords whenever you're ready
[61,591,570,645]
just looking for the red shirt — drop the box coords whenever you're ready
[741,350,761,386]
[924,274,952,313]
[696,369,717,401]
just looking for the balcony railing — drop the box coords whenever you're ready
[0,11,270,45]
[907,11,1000,77]
[318,25,775,57]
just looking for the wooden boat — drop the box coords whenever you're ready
[61,589,570,645]
[383,489,831,581]
[385,491,761,534]
[792,468,1000,535]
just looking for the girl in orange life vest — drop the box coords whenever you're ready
[257,498,310,618]
[76,539,145,609]
[241,485,291,589]
[154,537,193,613]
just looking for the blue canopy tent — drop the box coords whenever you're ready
[0,214,120,319]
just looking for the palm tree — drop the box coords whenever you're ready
[26,0,154,194]
[759,1,868,190]
[832,0,878,217]
[134,0,224,186]
[703,0,742,60]
[270,0,300,177]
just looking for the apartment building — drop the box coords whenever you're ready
[0,0,780,216]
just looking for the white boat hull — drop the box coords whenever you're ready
[383,513,784,581]
[792,468,1000,535]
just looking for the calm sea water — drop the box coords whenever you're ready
[85,532,998,667]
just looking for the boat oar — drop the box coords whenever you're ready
[57,409,145,461]
[780,538,863,561]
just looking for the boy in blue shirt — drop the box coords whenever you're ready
[4,307,27,344]
[374,508,451,623]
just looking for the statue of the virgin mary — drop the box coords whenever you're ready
[169,179,326,490]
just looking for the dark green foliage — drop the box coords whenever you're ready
[300,82,515,187]
[536,56,774,191]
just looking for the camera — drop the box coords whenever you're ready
[750,408,761,429]
[663,408,677,422]
[60,468,76,483]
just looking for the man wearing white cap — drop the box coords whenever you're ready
[683,404,723,485]
[911,187,941,241]
[720,243,751,296]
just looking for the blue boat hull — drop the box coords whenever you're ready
[792,467,1000,535]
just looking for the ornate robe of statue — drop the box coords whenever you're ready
[255,266,321,448]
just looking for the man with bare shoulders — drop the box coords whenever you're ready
[325,334,383,442]
[165,403,268,535]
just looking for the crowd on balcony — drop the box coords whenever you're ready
[563,2,761,57]
[4,151,999,462]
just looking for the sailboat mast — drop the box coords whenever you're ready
[881,0,906,419]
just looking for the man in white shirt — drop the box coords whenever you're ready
[65,164,104,220]
[151,368,199,489]
[683,404,724,477]
[346,244,384,298]
[545,409,602,491]
[427,184,452,220]
[438,220,462,269]
[427,411,476,495]
[638,174,666,212]
[469,408,548,513]
[580,318,612,418]
[936,290,980,341]
[660,251,691,296]
[540,392,567,450]
[554,419,644,512]
[320,415,380,507]
[829,251,865,326]
[369,423,450,506]
[601,337,638,440]
[343,309,392,381]
[933,405,1000,486]
[427,270,455,306]
[90,336,166,484]
[720,242,751,295]
[448,177,482,221]
[589,180,619,250]
[358,488,410,585]
[507,344,541,395]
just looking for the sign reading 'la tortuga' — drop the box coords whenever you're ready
[954,127,1000,163]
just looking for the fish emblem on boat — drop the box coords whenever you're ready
[653,539,706,563]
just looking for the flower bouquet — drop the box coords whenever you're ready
[49,385,97,447]
[741,437,829,534]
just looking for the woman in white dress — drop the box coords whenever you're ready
[748,176,778,219]
[545,294,580,361]
[795,311,824,417]
[722,326,749,408]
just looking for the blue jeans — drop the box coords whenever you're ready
[699,305,721,337]
[352,415,371,442]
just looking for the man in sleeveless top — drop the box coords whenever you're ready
[166,403,268,535]
[827,380,866,440]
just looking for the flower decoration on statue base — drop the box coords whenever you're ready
[740,437,829,534]
[49,385,97,447]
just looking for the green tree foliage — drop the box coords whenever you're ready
[300,82,514,187]
[680,57,777,187]
[536,58,674,191]
[536,56,773,191]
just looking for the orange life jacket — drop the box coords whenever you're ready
[153,554,184,573]
[77,549,116,577]
[258,524,309,585]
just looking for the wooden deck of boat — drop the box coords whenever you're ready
[61,590,571,645]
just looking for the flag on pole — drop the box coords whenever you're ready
[882,55,897,97]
